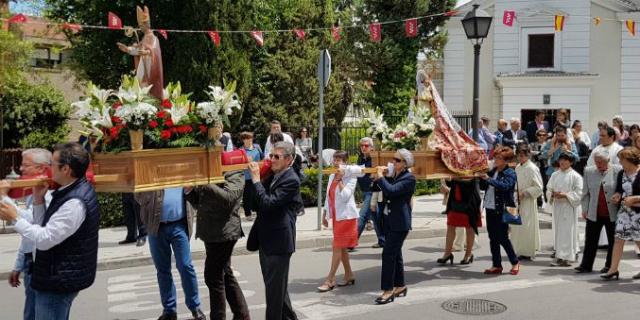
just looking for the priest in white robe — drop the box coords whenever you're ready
[512,145,544,259]
[547,152,583,267]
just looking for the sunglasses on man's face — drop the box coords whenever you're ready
[269,154,286,160]
[393,157,403,163]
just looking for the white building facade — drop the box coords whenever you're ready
[443,0,640,132]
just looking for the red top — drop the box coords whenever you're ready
[597,184,609,218]
[328,179,358,249]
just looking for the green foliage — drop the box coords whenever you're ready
[97,192,124,228]
[0,27,32,86]
[415,179,440,196]
[20,125,71,149]
[300,167,329,207]
[1,79,71,148]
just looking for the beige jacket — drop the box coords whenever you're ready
[135,190,195,238]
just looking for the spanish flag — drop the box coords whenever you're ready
[626,19,636,36]
[554,15,565,31]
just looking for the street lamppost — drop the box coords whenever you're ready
[461,4,492,142]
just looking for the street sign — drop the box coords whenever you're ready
[317,49,331,88]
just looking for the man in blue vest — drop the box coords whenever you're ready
[0,142,99,320]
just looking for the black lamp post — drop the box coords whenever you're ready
[462,4,492,142]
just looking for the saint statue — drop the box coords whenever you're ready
[117,6,164,100]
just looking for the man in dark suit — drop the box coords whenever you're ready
[247,142,302,320]
[525,110,550,143]
[495,119,515,148]
[510,118,528,145]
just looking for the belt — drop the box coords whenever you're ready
[159,218,185,226]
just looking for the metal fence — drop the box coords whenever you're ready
[1,149,22,178]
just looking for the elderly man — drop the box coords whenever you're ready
[494,119,515,148]
[247,142,302,320]
[510,118,528,145]
[587,126,624,167]
[0,149,53,320]
[575,151,622,274]
[264,120,294,158]
[356,137,385,248]
[0,143,99,320]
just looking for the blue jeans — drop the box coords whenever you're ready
[148,220,201,314]
[23,256,35,320]
[357,192,385,246]
[486,209,519,268]
[33,290,78,320]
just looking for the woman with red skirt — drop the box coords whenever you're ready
[318,150,359,292]
[437,178,482,265]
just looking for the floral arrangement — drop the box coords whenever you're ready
[73,76,241,152]
[365,102,435,151]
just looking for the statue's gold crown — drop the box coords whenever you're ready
[136,6,150,26]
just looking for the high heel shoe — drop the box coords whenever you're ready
[375,293,395,305]
[394,287,408,298]
[460,254,474,265]
[317,280,336,292]
[600,271,620,281]
[510,263,521,275]
[484,267,503,275]
[437,253,454,265]
[338,279,356,287]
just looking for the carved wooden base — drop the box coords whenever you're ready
[370,150,461,180]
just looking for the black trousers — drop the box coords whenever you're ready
[242,181,256,217]
[204,241,249,320]
[259,251,297,320]
[122,192,146,240]
[486,210,519,268]
[579,217,615,271]
[381,230,409,291]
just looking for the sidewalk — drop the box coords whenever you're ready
[0,194,552,279]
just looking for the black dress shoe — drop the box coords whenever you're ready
[600,267,610,274]
[157,313,178,320]
[136,237,146,247]
[118,239,136,245]
[517,255,532,261]
[191,308,207,320]
[574,266,592,273]
[375,294,395,305]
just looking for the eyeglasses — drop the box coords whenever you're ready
[269,154,287,160]
[393,157,403,163]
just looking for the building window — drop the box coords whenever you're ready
[528,34,554,68]
[29,47,63,69]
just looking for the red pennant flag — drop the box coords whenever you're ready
[157,29,168,40]
[294,29,306,40]
[62,22,82,32]
[7,13,28,24]
[626,19,636,36]
[444,10,459,17]
[554,15,565,32]
[250,31,264,47]
[503,10,515,27]
[370,23,381,42]
[331,26,341,41]
[405,19,418,38]
[207,31,220,47]
[107,12,122,30]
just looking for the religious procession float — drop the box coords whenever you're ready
[9,5,489,193]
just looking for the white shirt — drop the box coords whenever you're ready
[587,142,624,167]
[483,171,499,210]
[13,182,87,252]
[264,133,294,158]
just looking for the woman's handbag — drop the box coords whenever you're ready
[502,178,522,225]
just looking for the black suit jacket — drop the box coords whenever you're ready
[247,167,302,255]
[525,121,550,143]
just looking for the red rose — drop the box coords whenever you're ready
[149,120,158,129]
[109,126,120,139]
[156,111,166,119]
[170,127,178,133]
[112,102,122,109]
[199,125,207,134]
[161,99,172,108]
[111,116,122,124]
[176,125,193,134]
[165,119,174,127]
[160,130,172,140]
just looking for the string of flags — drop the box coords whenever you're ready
[0,10,459,48]
[500,10,637,36]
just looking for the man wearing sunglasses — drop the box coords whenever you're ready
[356,137,385,248]
[247,142,302,320]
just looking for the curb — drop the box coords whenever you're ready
[0,221,552,280]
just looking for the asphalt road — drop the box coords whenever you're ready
[2,229,640,320]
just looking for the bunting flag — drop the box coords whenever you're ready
[294,29,306,40]
[626,19,636,36]
[107,12,122,30]
[554,15,565,31]
[503,10,515,27]
[62,22,82,32]
[444,10,459,17]
[370,23,381,42]
[207,31,220,47]
[250,30,264,47]
[7,13,28,24]
[331,26,341,41]
[593,17,601,26]
[157,29,168,40]
[405,18,418,38]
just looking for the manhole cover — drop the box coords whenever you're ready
[441,299,507,315]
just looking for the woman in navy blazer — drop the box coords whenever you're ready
[372,149,416,304]
[479,146,521,275]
